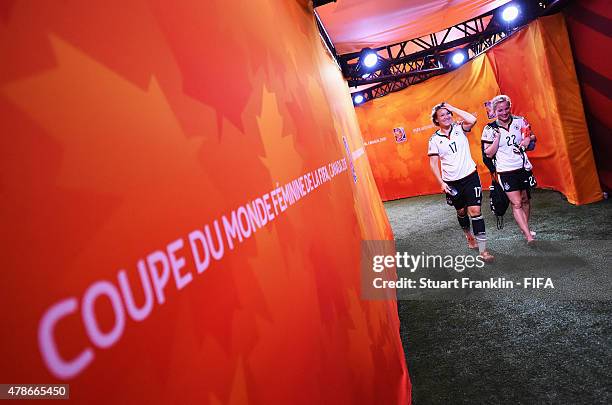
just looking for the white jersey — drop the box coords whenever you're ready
[481,116,533,173]
[427,123,476,181]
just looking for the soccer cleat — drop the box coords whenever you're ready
[480,251,495,263]
[527,231,536,244]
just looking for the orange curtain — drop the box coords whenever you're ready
[0,1,409,403]
[487,14,602,205]
[357,14,602,205]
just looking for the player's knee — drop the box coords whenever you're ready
[511,199,523,209]
[456,207,466,216]
[467,206,481,217]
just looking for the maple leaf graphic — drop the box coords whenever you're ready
[257,86,303,182]
[2,35,206,194]
[1,34,230,270]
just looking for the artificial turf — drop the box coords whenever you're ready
[384,189,612,404]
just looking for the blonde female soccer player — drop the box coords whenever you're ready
[482,95,537,243]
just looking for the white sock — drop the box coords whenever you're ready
[475,235,487,254]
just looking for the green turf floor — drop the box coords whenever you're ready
[384,189,612,404]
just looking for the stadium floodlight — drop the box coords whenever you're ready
[451,51,466,66]
[353,94,364,104]
[502,5,520,22]
[361,49,378,69]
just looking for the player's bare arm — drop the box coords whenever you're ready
[442,102,477,131]
[484,127,501,157]
[429,155,451,193]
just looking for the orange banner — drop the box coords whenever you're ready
[0,1,409,403]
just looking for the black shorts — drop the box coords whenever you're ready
[498,168,537,193]
[445,171,482,209]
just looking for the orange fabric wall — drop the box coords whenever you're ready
[356,55,500,201]
[0,1,409,404]
[357,14,602,205]
[487,14,602,205]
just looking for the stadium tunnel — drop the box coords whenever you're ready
[0,0,609,404]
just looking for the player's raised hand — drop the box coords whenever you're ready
[442,102,455,111]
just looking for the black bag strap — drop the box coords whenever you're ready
[482,122,500,174]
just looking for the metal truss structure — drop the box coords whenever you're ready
[314,0,571,105]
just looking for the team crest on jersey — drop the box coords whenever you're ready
[512,124,520,131]
[393,127,407,143]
